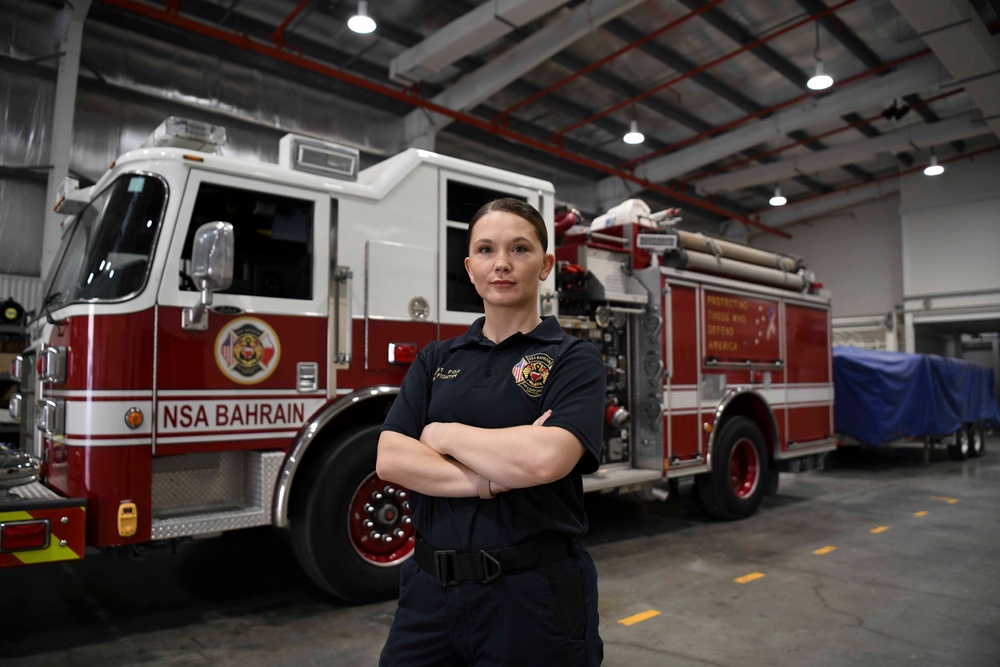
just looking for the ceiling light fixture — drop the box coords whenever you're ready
[623,119,645,145]
[348,1,376,34]
[806,23,833,91]
[769,186,787,207]
[923,152,944,176]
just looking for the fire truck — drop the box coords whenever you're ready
[1,118,834,602]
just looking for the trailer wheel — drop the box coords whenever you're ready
[947,427,969,461]
[290,424,414,603]
[966,422,986,458]
[696,416,768,520]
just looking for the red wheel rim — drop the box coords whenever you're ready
[729,437,760,499]
[348,473,415,566]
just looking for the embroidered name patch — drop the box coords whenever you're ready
[511,353,553,398]
[433,368,461,381]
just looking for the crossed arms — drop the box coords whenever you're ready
[375,410,586,498]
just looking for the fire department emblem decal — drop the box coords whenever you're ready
[215,318,281,384]
[511,353,553,398]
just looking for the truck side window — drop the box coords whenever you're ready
[180,183,314,300]
[444,181,526,314]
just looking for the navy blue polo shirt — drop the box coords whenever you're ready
[381,315,605,552]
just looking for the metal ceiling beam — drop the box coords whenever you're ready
[43,0,92,277]
[697,111,988,193]
[548,51,712,132]
[890,0,1000,140]
[754,179,901,231]
[841,111,880,138]
[600,19,764,116]
[97,0,783,236]
[750,143,1000,231]
[401,0,645,147]
[552,0,858,140]
[592,56,944,210]
[990,1,1000,21]
[496,1,724,120]
[595,15,840,196]
[795,0,883,69]
[388,0,569,85]
[676,0,810,87]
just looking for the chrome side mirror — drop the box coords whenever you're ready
[182,221,234,330]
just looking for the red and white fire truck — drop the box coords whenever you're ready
[1,118,834,602]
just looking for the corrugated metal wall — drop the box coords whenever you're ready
[0,273,43,314]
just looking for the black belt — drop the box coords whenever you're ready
[414,535,577,586]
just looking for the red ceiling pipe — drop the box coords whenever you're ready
[628,18,1000,171]
[98,0,790,237]
[271,0,312,48]
[683,88,965,182]
[493,0,726,125]
[550,0,858,141]
[624,46,931,171]
[755,144,1000,216]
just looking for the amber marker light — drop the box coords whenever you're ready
[182,155,205,162]
[703,422,712,433]
[125,408,144,429]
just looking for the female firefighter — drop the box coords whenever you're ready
[376,197,605,666]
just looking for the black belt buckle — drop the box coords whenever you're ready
[433,549,458,586]
[479,550,502,584]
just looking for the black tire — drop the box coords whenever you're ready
[947,427,969,461]
[290,425,414,603]
[765,466,780,496]
[696,416,769,520]
[966,422,986,458]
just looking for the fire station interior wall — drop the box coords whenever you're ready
[898,152,1000,300]
[750,195,903,321]
[898,154,1000,376]
[0,6,406,280]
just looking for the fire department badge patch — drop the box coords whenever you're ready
[215,318,281,384]
[511,353,553,398]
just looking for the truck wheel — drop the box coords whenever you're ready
[966,422,986,458]
[947,427,969,461]
[696,416,768,520]
[290,425,415,603]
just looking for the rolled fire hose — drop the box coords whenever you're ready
[671,230,801,273]
[664,248,808,291]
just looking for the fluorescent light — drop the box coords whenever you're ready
[348,1,376,34]
[807,59,833,90]
[623,119,645,145]
[923,154,944,176]
[769,187,787,207]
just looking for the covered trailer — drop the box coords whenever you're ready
[833,345,1000,460]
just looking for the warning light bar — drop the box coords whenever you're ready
[143,117,227,153]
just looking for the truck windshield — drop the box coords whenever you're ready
[44,174,167,309]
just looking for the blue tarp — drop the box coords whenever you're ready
[833,346,1000,446]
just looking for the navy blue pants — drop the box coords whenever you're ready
[380,548,603,666]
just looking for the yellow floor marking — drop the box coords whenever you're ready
[914,511,928,517]
[870,526,890,534]
[618,610,661,626]
[735,572,765,584]
[813,546,837,555]
[930,496,959,504]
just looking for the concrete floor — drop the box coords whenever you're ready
[3,438,999,667]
